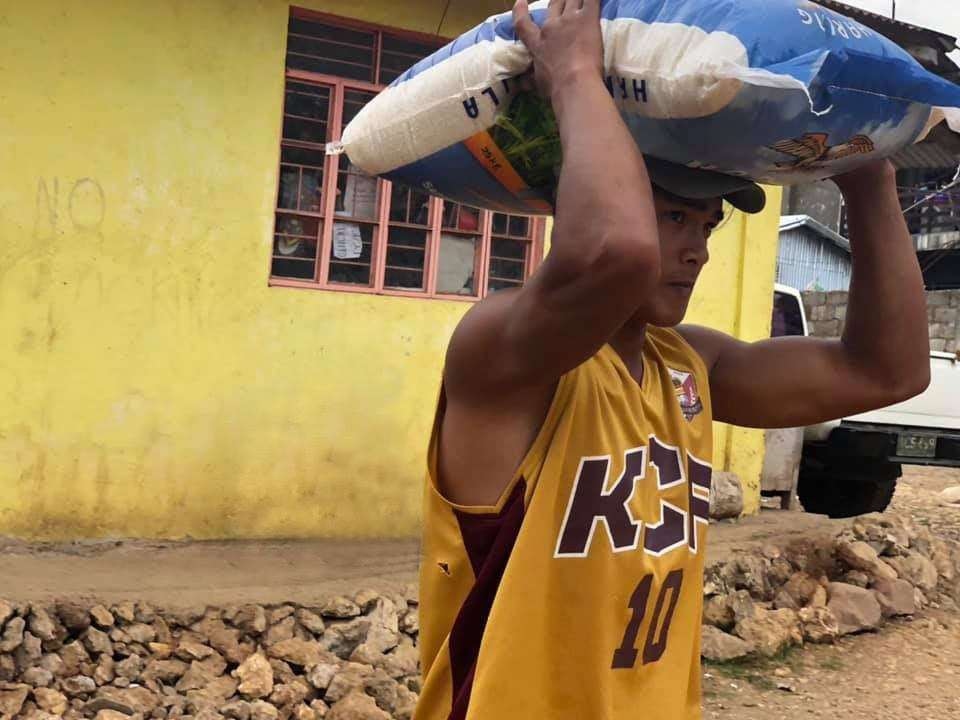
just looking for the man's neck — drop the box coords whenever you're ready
[609,323,648,385]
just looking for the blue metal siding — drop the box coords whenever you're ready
[776,227,852,291]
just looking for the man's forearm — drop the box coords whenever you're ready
[840,164,930,397]
[550,77,659,269]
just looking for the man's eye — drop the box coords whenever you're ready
[669,211,686,225]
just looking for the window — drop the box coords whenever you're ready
[771,291,807,338]
[271,10,546,299]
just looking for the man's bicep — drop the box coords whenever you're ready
[700,334,895,428]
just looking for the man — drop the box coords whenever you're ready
[413,1,930,718]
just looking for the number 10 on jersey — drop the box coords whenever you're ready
[612,570,684,669]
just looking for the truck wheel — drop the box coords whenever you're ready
[797,462,899,519]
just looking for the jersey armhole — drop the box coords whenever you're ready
[426,371,575,515]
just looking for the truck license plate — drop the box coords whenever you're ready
[896,433,938,458]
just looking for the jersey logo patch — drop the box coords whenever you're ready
[668,368,703,422]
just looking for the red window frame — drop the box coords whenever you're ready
[269,8,547,301]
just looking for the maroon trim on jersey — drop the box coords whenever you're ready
[447,481,527,720]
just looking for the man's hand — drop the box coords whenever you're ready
[513,0,604,99]
[680,158,930,429]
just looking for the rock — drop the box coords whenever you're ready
[222,699,253,720]
[0,684,30,716]
[841,570,871,588]
[114,655,145,681]
[733,608,802,657]
[265,617,296,646]
[269,678,312,707]
[269,659,296,684]
[249,700,280,720]
[59,642,91,676]
[810,584,828,608]
[62,676,97,697]
[363,669,405,714]
[28,607,58,642]
[147,642,174,659]
[187,675,238,705]
[702,594,736,630]
[886,552,939,592]
[95,710,130,720]
[327,691,391,720]
[772,589,799,611]
[95,656,118,687]
[85,627,114,656]
[236,653,274,699]
[353,591,380,614]
[306,663,338,692]
[125,624,156,644]
[90,606,116,629]
[143,659,189,683]
[310,699,330,718]
[930,538,956,581]
[873,578,918,617]
[293,702,317,720]
[700,625,752,661]
[399,611,418,636]
[940,486,960,505]
[233,606,267,636]
[797,607,839,643]
[97,686,161,714]
[166,606,207,628]
[33,687,68,714]
[205,622,246,664]
[176,656,228,692]
[325,663,374,704]
[268,639,326,668]
[134,603,157,624]
[14,631,42,674]
[378,642,419,680]
[709,472,743,519]
[56,603,92,633]
[296,609,326,635]
[112,603,136,624]
[21,666,54,687]
[0,654,14,682]
[827,582,883,635]
[0,601,13,627]
[321,597,361,620]
[176,641,216,661]
[0,616,26,652]
[320,619,371,660]
[109,627,130,643]
[268,606,295,624]
[836,540,898,581]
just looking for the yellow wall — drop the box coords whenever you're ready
[0,0,778,541]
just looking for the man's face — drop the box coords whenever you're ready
[635,190,725,328]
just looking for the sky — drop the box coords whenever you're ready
[840,0,960,62]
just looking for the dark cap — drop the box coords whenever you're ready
[644,156,767,214]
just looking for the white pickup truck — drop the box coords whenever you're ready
[762,284,960,518]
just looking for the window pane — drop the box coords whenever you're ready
[488,278,523,294]
[272,214,321,280]
[286,19,375,82]
[379,34,440,85]
[335,163,379,221]
[283,116,329,144]
[492,212,508,236]
[328,221,374,286]
[442,203,482,233]
[491,237,527,261]
[281,146,325,168]
[284,82,330,121]
[772,292,806,338]
[343,89,375,127]
[278,165,324,213]
[437,234,478,296]
[385,228,427,290]
[389,186,430,225]
[508,215,530,238]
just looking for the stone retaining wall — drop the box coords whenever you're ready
[802,290,960,353]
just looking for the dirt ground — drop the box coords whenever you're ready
[1,466,958,717]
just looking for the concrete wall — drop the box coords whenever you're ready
[781,183,843,233]
[802,291,960,354]
[0,0,782,541]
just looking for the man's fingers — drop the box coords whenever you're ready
[547,0,566,20]
[512,0,540,48]
[581,0,601,18]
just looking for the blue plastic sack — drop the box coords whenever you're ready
[335,0,960,215]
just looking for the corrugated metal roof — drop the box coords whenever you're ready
[780,214,851,252]
[892,142,960,170]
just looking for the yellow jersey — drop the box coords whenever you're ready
[416,327,714,720]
